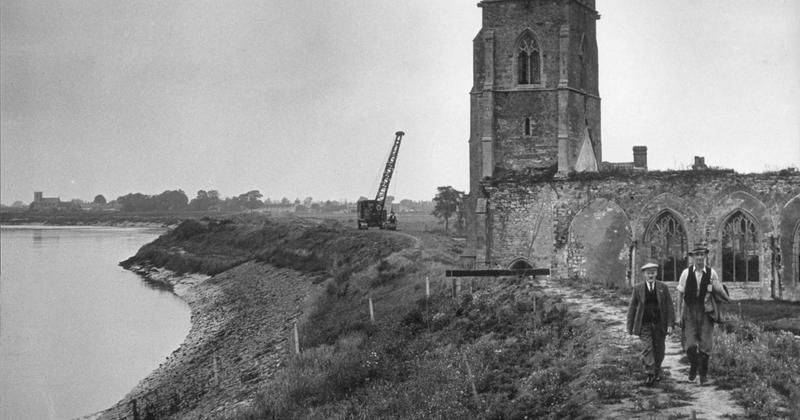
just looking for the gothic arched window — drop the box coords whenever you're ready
[721,211,760,282]
[644,211,687,282]
[517,32,541,85]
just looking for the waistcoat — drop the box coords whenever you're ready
[684,266,710,305]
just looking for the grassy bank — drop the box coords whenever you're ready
[117,216,799,419]
[235,279,612,419]
[120,214,411,278]
[123,215,614,418]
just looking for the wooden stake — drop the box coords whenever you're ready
[425,276,430,299]
[293,322,300,354]
[212,356,219,387]
[369,297,375,323]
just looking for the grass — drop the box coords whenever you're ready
[720,299,800,334]
[120,216,411,277]
[232,263,608,419]
[713,315,800,419]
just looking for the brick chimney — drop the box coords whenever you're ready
[692,156,707,170]
[633,146,647,170]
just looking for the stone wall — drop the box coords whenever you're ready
[482,170,800,301]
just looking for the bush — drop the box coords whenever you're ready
[712,316,800,418]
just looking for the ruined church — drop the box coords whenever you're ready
[463,0,800,301]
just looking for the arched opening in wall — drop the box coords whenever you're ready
[567,199,631,287]
[722,210,760,283]
[644,211,687,282]
[523,117,531,136]
[508,258,533,270]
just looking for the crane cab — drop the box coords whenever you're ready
[357,200,387,229]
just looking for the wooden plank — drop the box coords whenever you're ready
[444,268,550,277]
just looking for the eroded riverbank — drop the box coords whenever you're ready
[98,262,319,419]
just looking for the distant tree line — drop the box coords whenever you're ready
[115,189,265,212]
[3,188,444,215]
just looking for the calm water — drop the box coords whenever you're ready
[0,226,191,419]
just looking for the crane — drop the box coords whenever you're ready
[357,131,404,230]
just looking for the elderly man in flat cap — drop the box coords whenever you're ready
[627,262,675,386]
[676,245,730,385]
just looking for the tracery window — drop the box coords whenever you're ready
[644,211,687,282]
[721,211,760,282]
[517,32,541,85]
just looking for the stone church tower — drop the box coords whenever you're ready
[465,0,601,264]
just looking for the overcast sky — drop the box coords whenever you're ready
[2,0,798,205]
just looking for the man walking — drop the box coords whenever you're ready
[676,245,730,385]
[627,262,675,385]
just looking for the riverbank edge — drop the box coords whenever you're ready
[93,259,320,419]
[75,264,208,420]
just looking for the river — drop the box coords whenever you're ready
[0,226,191,419]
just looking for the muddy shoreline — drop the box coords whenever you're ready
[94,262,319,420]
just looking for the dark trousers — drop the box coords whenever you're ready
[683,303,714,355]
[639,322,666,374]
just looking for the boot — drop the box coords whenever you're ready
[643,374,655,387]
[653,365,663,382]
[687,346,698,381]
[699,353,710,385]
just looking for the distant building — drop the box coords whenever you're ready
[601,146,648,172]
[29,191,77,211]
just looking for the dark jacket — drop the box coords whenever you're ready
[627,280,675,336]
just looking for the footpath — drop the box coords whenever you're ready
[534,278,745,419]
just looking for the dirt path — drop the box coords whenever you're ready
[534,278,745,419]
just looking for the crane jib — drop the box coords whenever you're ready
[374,131,404,207]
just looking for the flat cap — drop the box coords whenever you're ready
[640,262,659,271]
[688,246,709,255]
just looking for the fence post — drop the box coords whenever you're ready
[369,297,375,323]
[425,276,430,299]
[213,356,219,387]
[293,322,300,355]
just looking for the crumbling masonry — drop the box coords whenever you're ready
[464,0,800,301]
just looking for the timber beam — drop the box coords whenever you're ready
[445,268,550,277]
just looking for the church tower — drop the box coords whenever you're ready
[465,0,601,264]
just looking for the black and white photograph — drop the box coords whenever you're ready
[1,1,798,418]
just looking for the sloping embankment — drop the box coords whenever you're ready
[98,216,413,419]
